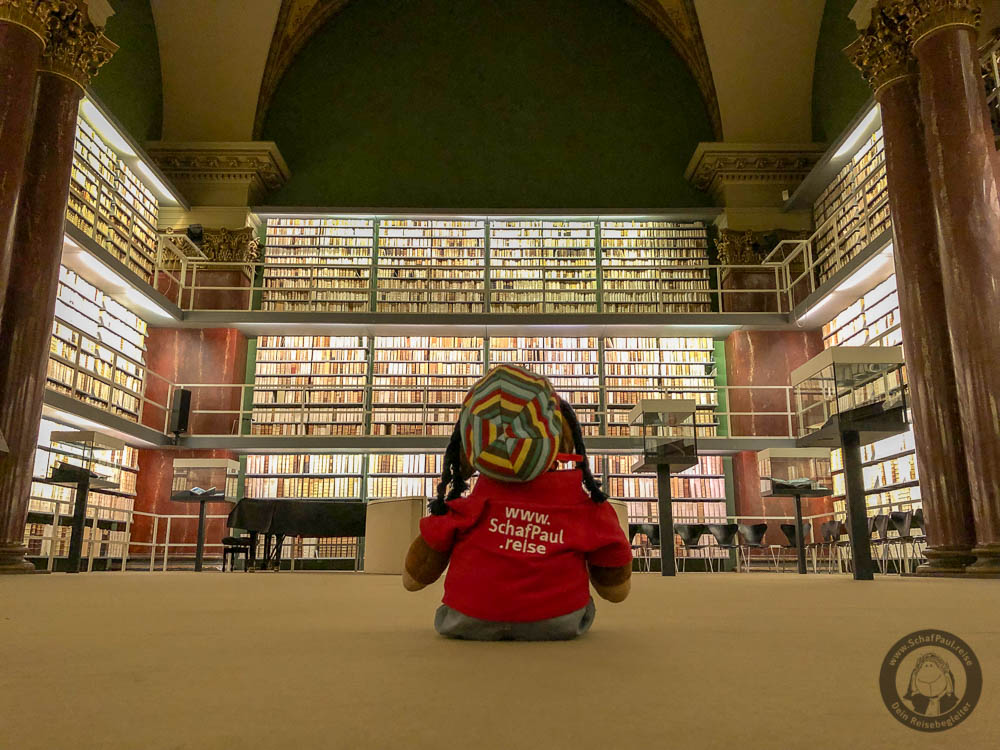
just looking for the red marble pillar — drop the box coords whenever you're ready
[876,74,977,574]
[725,330,824,437]
[725,330,828,535]
[0,73,84,572]
[914,20,1000,575]
[0,9,47,337]
[0,7,115,572]
[141,327,249,436]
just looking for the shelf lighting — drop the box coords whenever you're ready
[79,99,136,157]
[74,251,175,321]
[833,105,880,161]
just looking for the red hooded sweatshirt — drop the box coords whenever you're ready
[419,468,632,622]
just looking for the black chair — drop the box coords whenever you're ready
[629,523,660,572]
[779,522,808,572]
[872,514,892,574]
[674,523,709,572]
[889,510,915,573]
[707,523,739,572]
[222,535,252,571]
[805,520,833,573]
[737,523,769,572]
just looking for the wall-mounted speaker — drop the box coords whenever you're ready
[169,388,192,437]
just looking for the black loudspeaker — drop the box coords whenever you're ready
[169,388,192,436]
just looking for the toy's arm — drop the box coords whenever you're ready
[588,563,631,603]
[403,535,450,591]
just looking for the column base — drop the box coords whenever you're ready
[0,543,39,574]
[966,544,1000,578]
[914,546,976,576]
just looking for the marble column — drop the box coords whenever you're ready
[0,2,52,342]
[877,76,978,573]
[911,7,1000,575]
[0,5,115,573]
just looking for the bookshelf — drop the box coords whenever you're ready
[252,335,369,436]
[47,266,148,421]
[600,220,712,312]
[24,418,137,563]
[822,274,921,520]
[603,337,718,437]
[371,336,484,436]
[377,219,485,312]
[603,454,727,560]
[488,337,601,436]
[66,117,159,282]
[262,218,374,312]
[489,220,597,313]
[812,128,890,285]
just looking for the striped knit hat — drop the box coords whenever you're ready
[459,365,563,483]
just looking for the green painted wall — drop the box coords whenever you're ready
[91,0,163,141]
[263,0,714,208]
[811,0,871,143]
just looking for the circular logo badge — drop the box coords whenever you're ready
[880,629,982,732]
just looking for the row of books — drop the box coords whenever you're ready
[606,476,726,499]
[68,117,158,281]
[823,269,922,517]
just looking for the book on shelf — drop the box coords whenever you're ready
[823,278,921,516]
[48,267,148,422]
[67,117,158,282]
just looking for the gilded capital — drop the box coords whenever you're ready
[202,227,260,264]
[39,1,117,89]
[900,0,981,46]
[846,3,916,94]
[0,0,59,42]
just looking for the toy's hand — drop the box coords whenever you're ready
[403,534,450,591]
[589,563,631,603]
[402,569,426,591]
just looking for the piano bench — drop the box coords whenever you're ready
[222,536,252,572]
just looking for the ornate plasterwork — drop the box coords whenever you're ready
[847,0,983,89]
[201,227,260,264]
[251,0,722,140]
[846,3,915,93]
[144,142,291,205]
[39,1,117,89]
[684,143,825,199]
[0,0,58,41]
[716,228,809,265]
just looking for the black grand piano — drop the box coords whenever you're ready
[228,498,367,571]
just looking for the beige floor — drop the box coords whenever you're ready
[1,571,998,750]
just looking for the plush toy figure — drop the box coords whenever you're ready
[403,364,632,640]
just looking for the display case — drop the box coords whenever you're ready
[757,448,832,497]
[791,346,908,448]
[628,398,699,473]
[171,458,240,502]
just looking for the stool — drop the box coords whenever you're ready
[222,536,252,572]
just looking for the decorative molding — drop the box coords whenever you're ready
[144,141,291,205]
[684,143,826,198]
[39,1,117,89]
[201,227,260,264]
[0,0,58,42]
[251,0,723,140]
[846,3,916,94]
[623,0,723,140]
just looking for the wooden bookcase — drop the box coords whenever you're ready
[812,128,890,284]
[822,273,921,519]
[66,117,159,282]
[47,267,148,422]
[262,218,374,312]
[600,220,711,312]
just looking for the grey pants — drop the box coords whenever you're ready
[434,598,596,641]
